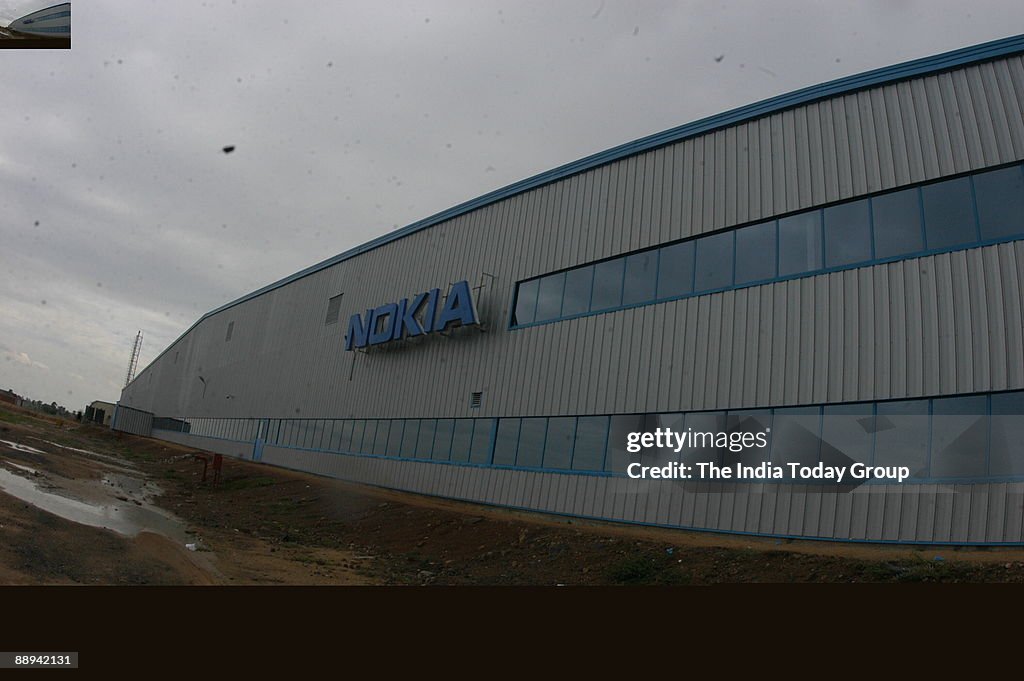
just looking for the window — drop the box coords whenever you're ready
[735,221,776,285]
[607,415,645,474]
[386,420,405,455]
[778,211,823,276]
[590,257,625,311]
[372,420,391,456]
[572,416,607,471]
[923,176,976,249]
[470,418,495,464]
[820,403,873,467]
[561,266,593,316]
[512,279,539,325]
[930,396,988,478]
[694,231,734,292]
[871,188,923,259]
[416,419,436,459]
[543,417,575,469]
[824,199,871,268]
[400,420,419,458]
[432,419,454,461]
[990,392,1024,476]
[769,407,821,469]
[450,419,474,463]
[325,293,344,325]
[622,251,657,305]
[492,418,521,466]
[516,418,547,468]
[874,400,929,478]
[974,166,1024,241]
[656,241,694,299]
[535,273,565,322]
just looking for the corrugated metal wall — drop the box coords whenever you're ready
[125,52,1024,543]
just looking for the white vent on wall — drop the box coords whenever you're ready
[325,293,344,325]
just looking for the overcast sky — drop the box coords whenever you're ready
[1,1,1023,408]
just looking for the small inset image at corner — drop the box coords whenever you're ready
[0,2,70,49]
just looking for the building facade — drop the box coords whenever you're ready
[119,36,1024,544]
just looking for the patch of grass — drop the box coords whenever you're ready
[606,554,689,585]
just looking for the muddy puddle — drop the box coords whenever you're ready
[0,461,188,542]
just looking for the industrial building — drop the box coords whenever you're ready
[118,35,1024,544]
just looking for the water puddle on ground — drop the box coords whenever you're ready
[0,466,188,541]
[0,439,48,456]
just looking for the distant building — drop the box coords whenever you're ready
[0,389,22,406]
[85,400,116,427]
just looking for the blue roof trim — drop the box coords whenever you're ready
[129,33,1024,385]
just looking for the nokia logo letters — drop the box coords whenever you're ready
[345,280,479,351]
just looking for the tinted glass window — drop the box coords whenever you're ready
[923,176,976,249]
[824,199,871,267]
[656,241,694,299]
[735,221,776,284]
[543,417,575,469]
[400,420,419,457]
[561,266,593,316]
[820,403,873,467]
[607,414,645,474]
[622,251,658,305]
[351,420,365,453]
[991,392,1024,476]
[470,418,495,464]
[679,411,727,466]
[694,231,734,292]
[930,396,988,478]
[535,273,565,322]
[432,419,454,461]
[415,419,435,459]
[492,418,520,466]
[591,258,625,310]
[516,418,547,468]
[770,407,821,469]
[872,188,923,259]
[572,416,608,471]
[450,419,473,463]
[974,166,1024,241]
[724,409,772,467]
[372,420,391,456]
[513,279,538,326]
[778,211,823,276]
[874,400,929,478]
[386,420,404,455]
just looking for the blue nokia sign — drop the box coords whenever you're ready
[345,280,479,351]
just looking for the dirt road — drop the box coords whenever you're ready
[3,402,1024,584]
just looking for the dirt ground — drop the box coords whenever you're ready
[3,403,1024,584]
